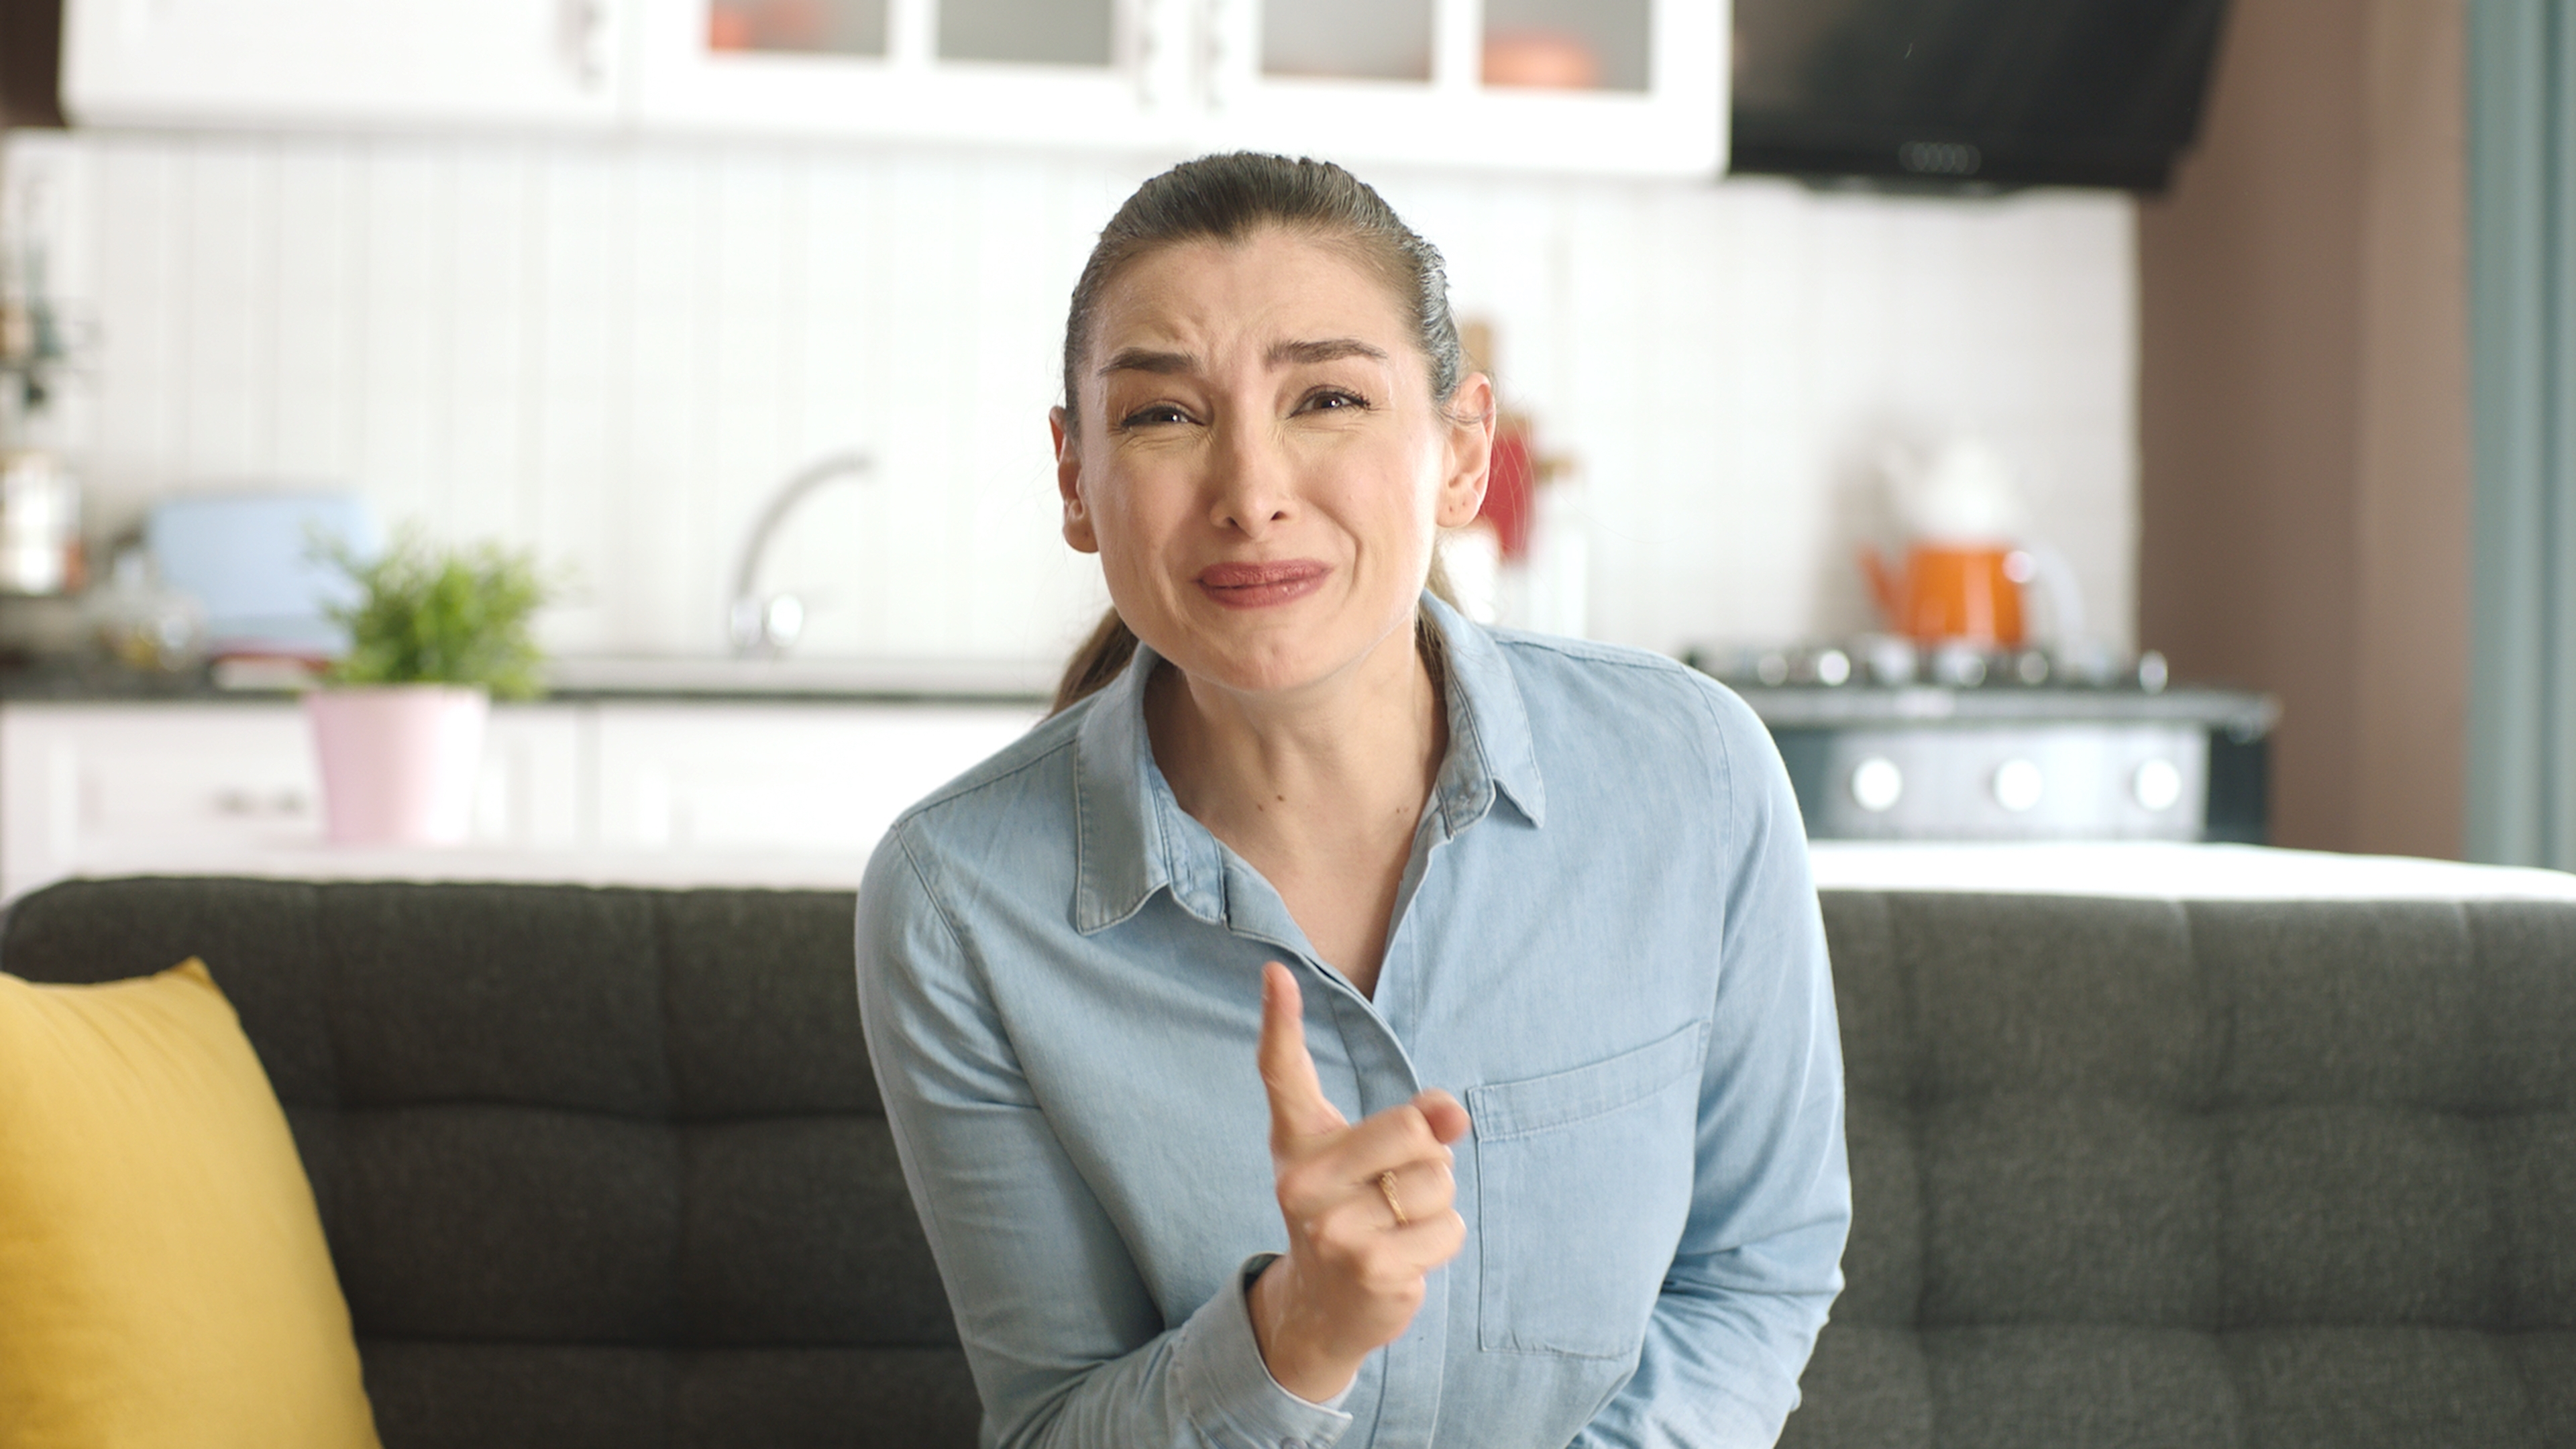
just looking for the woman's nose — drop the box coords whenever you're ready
[1206,417,1294,536]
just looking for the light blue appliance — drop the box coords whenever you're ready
[145,492,380,657]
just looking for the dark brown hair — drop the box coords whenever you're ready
[1051,152,1471,714]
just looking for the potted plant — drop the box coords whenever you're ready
[307,529,556,847]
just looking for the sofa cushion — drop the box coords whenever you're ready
[2223,1328,2544,1449]
[0,959,378,1449]
[354,1343,982,1449]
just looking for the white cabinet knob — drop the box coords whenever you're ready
[1850,757,1903,813]
[1992,758,2043,812]
[2132,758,2183,812]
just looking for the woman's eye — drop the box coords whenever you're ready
[1118,404,1193,429]
[1300,388,1369,413]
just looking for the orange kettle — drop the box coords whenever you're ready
[1864,439,2037,646]
[1861,545,2027,646]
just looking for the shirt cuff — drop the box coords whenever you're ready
[1172,1252,1357,1448]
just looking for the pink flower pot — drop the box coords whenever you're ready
[305,686,489,846]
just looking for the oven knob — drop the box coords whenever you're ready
[2132,757,2183,811]
[1849,757,1904,813]
[1992,758,2044,812]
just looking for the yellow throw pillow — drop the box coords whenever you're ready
[0,959,379,1449]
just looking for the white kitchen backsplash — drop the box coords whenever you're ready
[1,129,2134,663]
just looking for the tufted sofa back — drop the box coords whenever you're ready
[1792,890,2576,1449]
[0,877,978,1449]
[6,878,2571,1448]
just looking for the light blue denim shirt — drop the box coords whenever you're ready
[855,596,1848,1449]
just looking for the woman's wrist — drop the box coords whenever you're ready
[1247,1256,1364,1403]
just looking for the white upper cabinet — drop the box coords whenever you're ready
[1200,0,1725,175]
[59,0,1727,175]
[62,0,629,131]
[635,0,1726,174]
[630,0,1177,150]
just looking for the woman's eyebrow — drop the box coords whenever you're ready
[1096,338,1388,378]
[1267,337,1388,367]
[1098,347,1196,378]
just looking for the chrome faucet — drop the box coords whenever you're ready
[728,451,873,657]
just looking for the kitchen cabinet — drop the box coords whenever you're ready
[590,700,1035,851]
[1197,0,1725,174]
[60,0,627,131]
[60,0,1725,176]
[630,0,1171,152]
[0,696,1036,902]
[0,701,586,900]
[635,0,1725,174]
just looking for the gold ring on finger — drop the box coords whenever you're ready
[1378,1170,1409,1228]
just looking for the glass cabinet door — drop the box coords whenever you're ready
[635,0,1174,148]
[1258,0,1434,83]
[940,0,1115,67]
[1201,0,1725,176]
[704,0,890,56]
[1481,0,1652,92]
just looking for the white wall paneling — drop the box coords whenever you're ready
[4,128,2135,661]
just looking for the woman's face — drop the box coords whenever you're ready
[1053,227,1492,700]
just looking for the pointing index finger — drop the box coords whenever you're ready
[1258,961,1346,1146]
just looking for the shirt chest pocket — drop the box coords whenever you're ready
[1466,1020,1709,1358]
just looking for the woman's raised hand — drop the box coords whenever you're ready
[1247,961,1472,1403]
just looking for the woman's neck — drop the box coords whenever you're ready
[1146,619,1446,994]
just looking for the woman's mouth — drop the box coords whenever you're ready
[1196,560,1330,608]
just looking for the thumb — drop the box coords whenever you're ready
[1258,961,1346,1146]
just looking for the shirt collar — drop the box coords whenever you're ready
[1070,594,1546,936]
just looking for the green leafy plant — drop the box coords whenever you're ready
[318,527,561,700]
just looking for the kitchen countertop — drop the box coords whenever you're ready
[0,653,2273,733]
[0,654,1062,706]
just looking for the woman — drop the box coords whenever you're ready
[857,153,1847,1449]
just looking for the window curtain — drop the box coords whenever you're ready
[2469,0,2576,867]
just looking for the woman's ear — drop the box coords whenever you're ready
[1435,372,1497,529]
[1053,407,1100,554]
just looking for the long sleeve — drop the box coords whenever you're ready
[855,822,1356,1449]
[1575,686,1851,1448]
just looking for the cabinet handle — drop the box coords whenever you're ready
[1202,0,1240,109]
[559,0,607,89]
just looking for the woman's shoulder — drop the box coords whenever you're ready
[1483,627,1768,747]
[882,700,1089,852]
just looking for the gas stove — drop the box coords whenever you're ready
[1682,639,2276,844]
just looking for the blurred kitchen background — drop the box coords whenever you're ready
[0,0,2538,894]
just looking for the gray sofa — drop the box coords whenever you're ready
[4,877,2570,1448]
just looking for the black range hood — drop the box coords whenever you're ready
[1728,0,2229,193]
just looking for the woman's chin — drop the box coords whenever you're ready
[1177,645,1334,698]
[1166,614,1419,700]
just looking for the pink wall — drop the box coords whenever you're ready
[2139,0,2471,857]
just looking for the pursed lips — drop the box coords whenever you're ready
[1195,559,1330,608]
